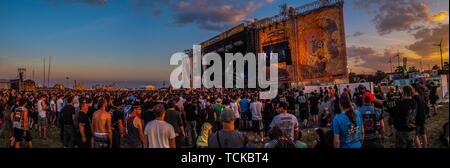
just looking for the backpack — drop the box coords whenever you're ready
[406,101,417,129]
[361,106,382,140]
[297,95,307,104]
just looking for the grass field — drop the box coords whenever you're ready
[1,103,448,148]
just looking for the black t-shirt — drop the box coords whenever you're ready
[61,105,76,126]
[413,95,426,125]
[393,99,417,132]
[385,92,401,115]
[142,110,155,126]
[111,109,123,131]
[143,101,157,111]
[287,96,295,110]
[184,103,197,122]
[165,109,182,134]
[78,112,92,139]
[309,96,319,110]
[87,106,96,120]
[374,93,384,109]
[263,101,275,122]
[354,92,363,107]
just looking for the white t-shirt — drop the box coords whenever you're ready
[250,101,263,120]
[230,102,240,119]
[73,96,80,109]
[144,120,176,148]
[50,100,56,112]
[270,113,299,140]
[57,99,64,113]
[37,100,46,118]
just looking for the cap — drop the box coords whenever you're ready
[220,108,235,122]
[362,92,375,103]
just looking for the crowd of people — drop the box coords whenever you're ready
[0,78,445,148]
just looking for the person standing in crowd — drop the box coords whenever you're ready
[165,100,186,148]
[11,98,32,148]
[184,97,198,147]
[358,92,384,148]
[308,92,320,128]
[263,99,276,133]
[37,95,48,140]
[385,87,402,137]
[142,96,156,126]
[124,105,147,148]
[411,84,428,148]
[87,98,96,120]
[212,98,224,130]
[239,96,250,130]
[144,104,176,148]
[250,97,264,143]
[78,98,92,148]
[270,102,299,141]
[92,99,113,148]
[208,108,248,148]
[333,93,364,148]
[392,86,417,148]
[287,94,296,115]
[230,97,240,131]
[61,96,76,148]
[49,96,56,127]
[196,113,214,148]
[297,91,309,128]
[319,95,332,127]
[56,95,64,142]
[110,100,124,148]
[429,81,439,116]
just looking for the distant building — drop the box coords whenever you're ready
[22,80,36,91]
[144,85,157,91]
[74,82,85,91]
[0,79,10,90]
[92,84,113,91]
[54,83,65,90]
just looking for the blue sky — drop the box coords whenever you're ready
[0,0,448,87]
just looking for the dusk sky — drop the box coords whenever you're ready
[0,0,448,87]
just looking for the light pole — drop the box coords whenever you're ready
[433,39,444,70]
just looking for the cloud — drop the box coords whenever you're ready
[134,0,274,31]
[46,0,108,6]
[347,45,391,73]
[352,32,364,37]
[407,24,449,59]
[354,0,447,35]
[429,11,449,22]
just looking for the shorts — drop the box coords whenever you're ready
[310,108,318,115]
[395,131,415,148]
[299,108,309,121]
[39,117,48,127]
[14,128,32,142]
[362,138,383,148]
[415,124,426,136]
[252,120,263,133]
[31,112,38,122]
[94,133,110,148]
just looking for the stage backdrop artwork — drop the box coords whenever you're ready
[296,5,347,81]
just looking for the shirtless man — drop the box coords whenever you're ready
[92,99,112,148]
